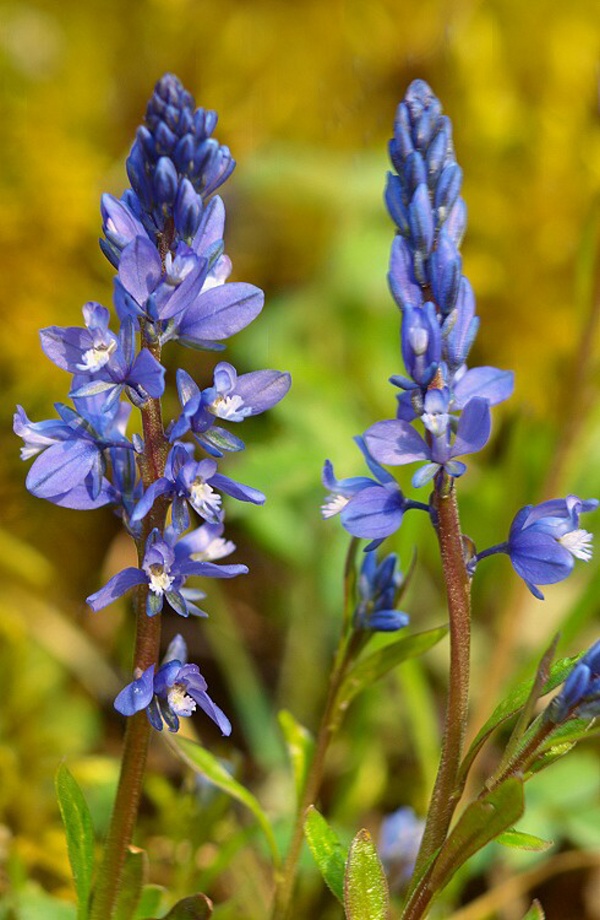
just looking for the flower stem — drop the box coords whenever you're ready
[270,544,361,920]
[90,378,169,920]
[402,476,471,920]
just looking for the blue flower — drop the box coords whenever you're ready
[113,234,264,350]
[379,807,425,890]
[86,526,247,617]
[169,363,291,455]
[547,640,600,723]
[131,442,265,533]
[40,303,165,408]
[114,634,231,734]
[470,495,599,599]
[506,496,598,599]
[13,401,128,509]
[322,437,411,546]
[354,552,409,632]
[365,392,491,487]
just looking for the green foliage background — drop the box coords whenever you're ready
[1,1,599,917]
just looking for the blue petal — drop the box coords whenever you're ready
[87,567,146,611]
[340,486,405,539]
[451,397,491,457]
[26,439,100,499]
[177,283,264,343]
[114,665,155,716]
[118,236,162,306]
[453,366,514,409]
[509,531,574,586]
[365,419,429,466]
[210,472,265,505]
[234,369,292,414]
[411,462,441,488]
[190,688,232,736]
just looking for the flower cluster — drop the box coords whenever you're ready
[322,80,597,602]
[354,552,409,632]
[15,74,290,733]
[366,79,514,490]
[323,80,513,547]
[546,639,600,724]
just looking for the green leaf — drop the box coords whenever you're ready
[430,778,525,891]
[278,709,315,803]
[520,899,546,919]
[344,829,389,920]
[303,805,346,904]
[113,847,148,920]
[172,737,280,867]
[496,830,553,852]
[493,637,559,777]
[55,762,95,920]
[333,626,448,728]
[162,894,213,918]
[458,654,582,785]
[527,717,599,776]
[134,886,165,919]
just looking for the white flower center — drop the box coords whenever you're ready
[77,339,117,372]
[190,480,222,520]
[321,493,349,519]
[147,564,174,595]
[209,394,250,421]
[190,536,235,562]
[167,683,196,717]
[559,529,594,562]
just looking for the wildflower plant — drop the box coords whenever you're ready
[15,74,290,920]
[283,80,600,920]
[13,74,600,920]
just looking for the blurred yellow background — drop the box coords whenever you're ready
[1,1,600,917]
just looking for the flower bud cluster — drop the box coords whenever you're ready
[547,639,600,724]
[365,80,514,491]
[15,74,291,734]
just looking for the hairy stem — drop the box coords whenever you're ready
[90,344,170,919]
[402,477,471,920]
[270,630,359,920]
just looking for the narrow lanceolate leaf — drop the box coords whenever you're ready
[113,847,148,920]
[496,830,553,852]
[55,763,95,920]
[430,778,524,890]
[278,709,315,803]
[303,806,346,904]
[332,626,448,729]
[133,885,165,919]
[458,654,583,786]
[344,829,390,920]
[520,900,546,920]
[173,737,280,868]
[490,637,559,779]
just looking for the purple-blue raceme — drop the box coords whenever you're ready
[14,74,291,734]
[322,79,513,546]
